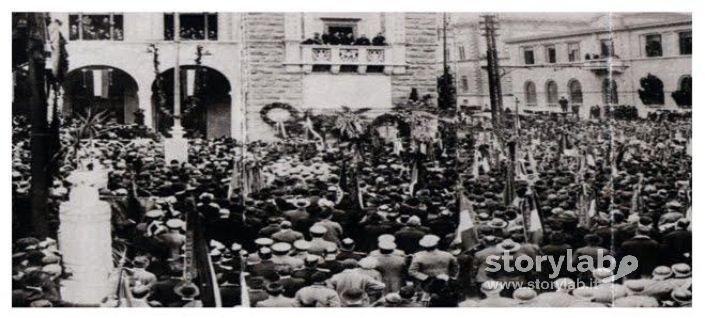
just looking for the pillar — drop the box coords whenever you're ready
[59,159,113,304]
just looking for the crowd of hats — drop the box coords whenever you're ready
[11,111,692,307]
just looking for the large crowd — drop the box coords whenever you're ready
[11,105,692,307]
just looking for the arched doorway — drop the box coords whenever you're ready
[568,79,583,105]
[545,80,558,106]
[602,79,619,105]
[63,66,139,124]
[152,65,231,138]
[524,81,537,106]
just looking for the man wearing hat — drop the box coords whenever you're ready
[294,272,341,307]
[613,280,660,307]
[276,267,307,298]
[271,242,304,272]
[621,225,660,278]
[130,256,157,288]
[336,238,366,261]
[307,225,337,256]
[256,283,296,307]
[155,219,186,260]
[270,221,305,244]
[248,248,279,282]
[327,259,385,306]
[284,198,313,233]
[312,209,343,245]
[292,255,330,285]
[150,265,186,307]
[371,240,407,293]
[394,216,428,255]
[409,235,459,288]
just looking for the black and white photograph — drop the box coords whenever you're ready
[8,2,695,310]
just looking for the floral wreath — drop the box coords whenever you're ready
[370,113,404,130]
[260,103,301,138]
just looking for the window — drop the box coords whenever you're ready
[645,34,662,57]
[458,46,466,60]
[600,39,614,58]
[460,76,469,92]
[672,75,692,106]
[568,80,583,104]
[523,48,535,65]
[567,42,580,62]
[546,80,559,105]
[524,81,537,106]
[602,79,619,105]
[68,13,124,41]
[545,45,557,63]
[679,31,692,55]
[164,13,218,40]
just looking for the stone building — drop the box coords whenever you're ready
[447,13,593,110]
[45,12,441,140]
[504,13,692,117]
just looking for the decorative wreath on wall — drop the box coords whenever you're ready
[260,102,301,137]
[370,113,403,129]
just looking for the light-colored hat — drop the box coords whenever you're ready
[652,266,672,279]
[294,240,310,251]
[255,237,274,247]
[377,234,395,243]
[498,239,521,253]
[378,240,396,251]
[145,210,165,219]
[480,280,502,294]
[572,287,595,301]
[671,263,691,278]
[359,257,378,269]
[271,242,292,254]
[166,219,185,230]
[419,235,440,248]
[513,287,538,302]
[310,225,327,235]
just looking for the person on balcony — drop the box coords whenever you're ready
[372,33,387,46]
[559,96,569,113]
[355,34,371,46]
[343,33,356,45]
[302,32,323,45]
[328,32,342,45]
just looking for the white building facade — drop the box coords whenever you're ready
[50,12,442,140]
[504,13,692,117]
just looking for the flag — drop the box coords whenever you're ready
[92,69,110,98]
[502,142,517,207]
[409,159,419,195]
[521,190,544,244]
[454,191,478,250]
[186,68,196,96]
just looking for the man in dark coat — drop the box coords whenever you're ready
[621,226,661,278]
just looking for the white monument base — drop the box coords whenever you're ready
[165,126,188,163]
[59,161,114,305]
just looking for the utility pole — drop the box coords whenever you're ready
[27,13,50,238]
[480,14,503,127]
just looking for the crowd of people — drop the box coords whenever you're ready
[302,31,387,46]
[11,101,692,307]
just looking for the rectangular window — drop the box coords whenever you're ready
[164,13,218,40]
[461,76,469,92]
[545,45,557,63]
[68,13,124,41]
[679,31,692,55]
[645,34,662,57]
[458,46,466,60]
[567,42,580,62]
[523,48,535,65]
[600,39,614,58]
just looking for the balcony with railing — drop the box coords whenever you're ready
[285,44,406,75]
[582,55,629,74]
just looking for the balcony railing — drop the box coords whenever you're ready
[583,57,629,74]
[286,44,406,75]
